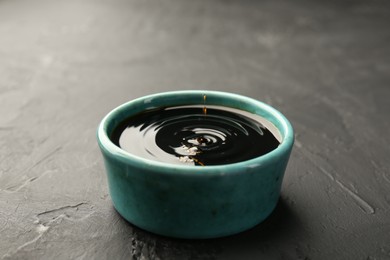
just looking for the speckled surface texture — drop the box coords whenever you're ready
[1,0,390,259]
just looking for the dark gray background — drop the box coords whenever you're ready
[1,0,390,259]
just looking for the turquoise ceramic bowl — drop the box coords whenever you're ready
[97,90,294,239]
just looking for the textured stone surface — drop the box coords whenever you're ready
[1,0,390,259]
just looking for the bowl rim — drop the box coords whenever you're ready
[97,90,294,176]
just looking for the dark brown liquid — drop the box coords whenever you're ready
[110,105,281,166]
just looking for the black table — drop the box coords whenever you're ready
[1,0,390,259]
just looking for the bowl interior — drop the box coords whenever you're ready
[98,90,294,172]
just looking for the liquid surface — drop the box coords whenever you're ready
[110,105,281,166]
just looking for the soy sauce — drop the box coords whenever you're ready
[110,105,281,166]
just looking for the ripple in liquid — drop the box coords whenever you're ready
[110,105,281,166]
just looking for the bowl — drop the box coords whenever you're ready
[97,90,294,239]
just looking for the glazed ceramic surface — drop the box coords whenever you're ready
[97,90,294,239]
